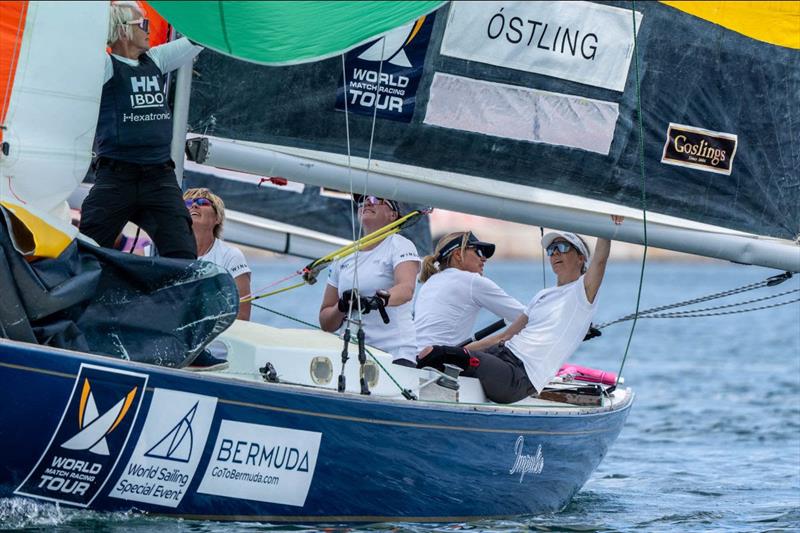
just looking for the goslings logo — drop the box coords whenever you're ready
[335,12,438,122]
[661,123,738,175]
[15,365,147,507]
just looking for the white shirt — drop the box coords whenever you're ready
[414,268,524,351]
[505,276,597,394]
[327,234,420,361]
[200,239,251,279]
[104,37,202,83]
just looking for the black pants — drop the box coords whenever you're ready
[463,344,537,404]
[80,158,197,259]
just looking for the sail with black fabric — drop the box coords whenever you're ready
[163,0,799,271]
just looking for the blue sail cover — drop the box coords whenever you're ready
[187,1,799,240]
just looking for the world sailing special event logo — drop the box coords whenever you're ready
[661,123,738,175]
[197,420,322,507]
[108,389,217,508]
[335,12,437,122]
[508,436,544,482]
[15,365,147,507]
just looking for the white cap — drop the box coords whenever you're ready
[541,231,591,264]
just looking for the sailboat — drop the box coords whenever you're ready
[0,0,796,523]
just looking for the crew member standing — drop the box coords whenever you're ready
[81,1,202,259]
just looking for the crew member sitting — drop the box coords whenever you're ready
[417,216,623,404]
[184,188,251,321]
[81,1,202,259]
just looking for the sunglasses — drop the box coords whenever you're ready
[358,196,393,209]
[127,18,150,32]
[185,198,213,208]
[546,241,574,256]
[468,246,486,259]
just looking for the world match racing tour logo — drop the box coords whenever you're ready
[335,13,437,122]
[16,365,148,507]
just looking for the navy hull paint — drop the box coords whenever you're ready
[0,339,632,522]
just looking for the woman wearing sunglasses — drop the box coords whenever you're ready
[81,1,204,259]
[319,195,421,364]
[414,231,524,351]
[418,216,623,404]
[184,188,251,322]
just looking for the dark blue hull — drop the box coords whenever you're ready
[0,339,632,522]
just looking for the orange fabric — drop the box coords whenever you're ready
[142,1,170,47]
[0,1,28,144]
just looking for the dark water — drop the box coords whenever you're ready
[3,259,798,532]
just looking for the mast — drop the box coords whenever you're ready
[186,136,800,272]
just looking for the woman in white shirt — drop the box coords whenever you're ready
[184,188,251,321]
[319,195,420,364]
[418,217,623,404]
[414,231,523,351]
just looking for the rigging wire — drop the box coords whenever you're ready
[251,302,416,399]
[616,1,648,385]
[540,227,546,289]
[596,272,796,327]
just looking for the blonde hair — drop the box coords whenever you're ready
[184,188,226,239]
[419,231,471,283]
[108,1,144,45]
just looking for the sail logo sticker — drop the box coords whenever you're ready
[508,436,544,482]
[15,364,147,507]
[440,1,643,92]
[661,123,738,175]
[197,420,322,507]
[109,389,217,508]
[335,12,437,122]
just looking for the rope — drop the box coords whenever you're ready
[251,302,415,399]
[596,276,796,328]
[616,1,648,386]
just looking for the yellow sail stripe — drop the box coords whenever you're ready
[0,201,73,258]
[662,1,800,49]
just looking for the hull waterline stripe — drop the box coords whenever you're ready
[0,360,630,435]
[160,512,526,523]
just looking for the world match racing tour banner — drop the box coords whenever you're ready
[184,1,799,240]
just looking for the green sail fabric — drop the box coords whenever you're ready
[148,1,443,65]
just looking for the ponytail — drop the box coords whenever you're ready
[418,231,470,284]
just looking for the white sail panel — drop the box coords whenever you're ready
[425,73,618,155]
[0,1,108,217]
[440,1,643,92]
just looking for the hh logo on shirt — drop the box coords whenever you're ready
[129,75,165,109]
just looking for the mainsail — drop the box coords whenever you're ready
[157,1,799,271]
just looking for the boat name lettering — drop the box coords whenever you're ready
[508,436,544,482]
[487,7,598,60]
[661,123,738,175]
[217,438,310,472]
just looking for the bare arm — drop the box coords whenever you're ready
[386,261,420,306]
[319,284,345,332]
[584,215,623,303]
[466,313,528,351]
[234,273,251,321]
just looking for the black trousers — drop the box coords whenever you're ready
[462,344,537,404]
[80,158,197,259]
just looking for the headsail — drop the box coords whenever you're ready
[0,1,107,221]
[177,1,799,270]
